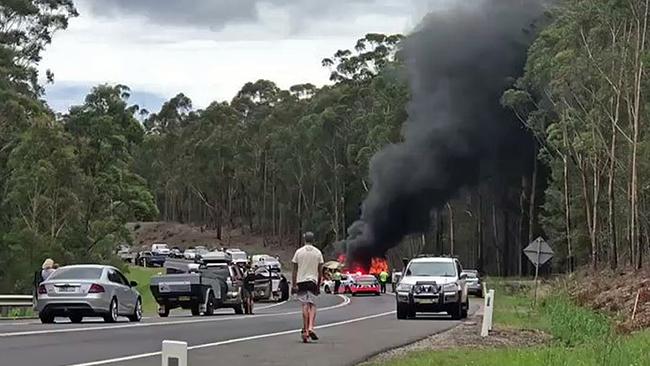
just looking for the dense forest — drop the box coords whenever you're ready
[1,0,649,292]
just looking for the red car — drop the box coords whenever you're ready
[348,274,381,296]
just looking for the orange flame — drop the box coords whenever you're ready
[336,254,388,275]
[369,258,389,275]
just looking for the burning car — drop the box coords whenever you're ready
[347,274,381,296]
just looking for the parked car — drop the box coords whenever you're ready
[184,248,198,260]
[347,274,381,296]
[462,269,483,297]
[137,251,166,267]
[151,243,171,256]
[226,248,248,266]
[150,251,244,316]
[169,247,184,259]
[250,265,289,302]
[321,273,356,294]
[251,254,282,270]
[395,256,469,320]
[36,265,142,324]
[116,244,135,263]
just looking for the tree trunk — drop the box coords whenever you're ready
[447,203,455,256]
[477,193,484,273]
[563,151,573,272]
[492,204,501,276]
[608,118,618,270]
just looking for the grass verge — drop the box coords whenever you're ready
[370,278,650,366]
[124,265,163,315]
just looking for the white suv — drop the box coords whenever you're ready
[395,256,469,320]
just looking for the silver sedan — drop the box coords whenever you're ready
[36,265,142,324]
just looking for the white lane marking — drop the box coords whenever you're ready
[0,296,347,338]
[64,308,395,366]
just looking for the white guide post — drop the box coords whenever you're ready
[162,340,188,366]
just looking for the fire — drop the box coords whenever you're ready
[369,257,389,275]
[336,254,388,275]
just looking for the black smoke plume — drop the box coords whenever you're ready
[346,0,546,265]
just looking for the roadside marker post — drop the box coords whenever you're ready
[481,289,495,337]
[162,340,187,366]
[523,237,554,306]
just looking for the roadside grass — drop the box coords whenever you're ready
[124,265,163,315]
[370,278,650,366]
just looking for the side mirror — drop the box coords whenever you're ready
[406,270,412,276]
[130,281,138,287]
[459,273,467,280]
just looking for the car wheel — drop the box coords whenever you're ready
[461,299,469,319]
[190,303,201,316]
[324,285,331,294]
[104,297,119,323]
[396,303,409,320]
[280,281,289,302]
[449,300,462,320]
[128,298,143,322]
[39,312,55,324]
[204,291,215,316]
[158,305,170,318]
[375,291,381,296]
[69,314,83,323]
[233,303,244,315]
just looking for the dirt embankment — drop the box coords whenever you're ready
[568,268,650,333]
[127,222,298,266]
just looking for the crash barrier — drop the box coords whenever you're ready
[480,289,495,337]
[0,295,34,316]
[162,340,188,366]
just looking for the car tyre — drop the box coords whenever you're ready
[204,291,215,316]
[449,300,462,320]
[190,303,201,316]
[39,312,55,324]
[461,299,469,319]
[233,303,244,315]
[396,303,409,319]
[128,298,143,322]
[375,292,381,296]
[104,297,119,323]
[324,285,331,294]
[280,280,290,302]
[69,314,83,323]
[158,305,170,318]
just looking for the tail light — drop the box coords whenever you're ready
[89,284,105,293]
[38,285,47,294]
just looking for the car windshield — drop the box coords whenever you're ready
[357,275,376,283]
[464,271,478,278]
[49,267,103,280]
[230,252,247,261]
[407,262,457,277]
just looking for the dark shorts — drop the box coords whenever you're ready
[296,281,319,304]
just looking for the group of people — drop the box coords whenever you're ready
[322,267,392,294]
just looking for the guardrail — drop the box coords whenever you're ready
[0,295,33,307]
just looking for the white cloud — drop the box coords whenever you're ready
[39,0,433,111]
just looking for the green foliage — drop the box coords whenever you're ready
[124,265,162,314]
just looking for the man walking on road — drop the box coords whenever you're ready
[292,231,324,343]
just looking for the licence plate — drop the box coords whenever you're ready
[179,296,190,301]
[59,287,77,293]
[416,298,435,304]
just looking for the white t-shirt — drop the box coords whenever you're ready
[292,244,324,284]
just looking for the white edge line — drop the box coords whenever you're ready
[66,306,393,366]
[0,296,347,338]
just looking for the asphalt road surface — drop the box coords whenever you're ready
[0,294,479,366]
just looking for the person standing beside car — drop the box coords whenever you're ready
[243,264,256,315]
[292,231,323,343]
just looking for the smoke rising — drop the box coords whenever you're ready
[346,0,545,264]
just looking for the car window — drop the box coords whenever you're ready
[48,267,103,280]
[407,262,457,277]
[116,271,131,286]
[107,269,123,285]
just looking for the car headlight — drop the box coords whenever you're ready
[396,283,413,292]
[443,283,460,292]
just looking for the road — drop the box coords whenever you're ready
[0,294,478,366]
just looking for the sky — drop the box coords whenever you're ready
[39,0,446,113]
